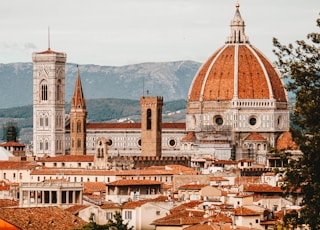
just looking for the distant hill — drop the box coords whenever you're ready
[0,61,201,109]
[0,98,187,144]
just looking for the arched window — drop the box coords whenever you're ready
[77,121,81,133]
[56,80,61,101]
[45,115,49,127]
[40,116,44,127]
[40,140,43,150]
[77,139,81,148]
[45,140,49,150]
[147,109,152,130]
[40,82,48,101]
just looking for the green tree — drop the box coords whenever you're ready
[273,15,320,229]
[105,211,133,230]
[2,121,19,142]
[77,211,133,230]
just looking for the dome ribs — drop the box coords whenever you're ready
[203,46,234,101]
[238,45,269,99]
[253,48,287,102]
[188,51,219,101]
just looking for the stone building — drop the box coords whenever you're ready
[32,48,67,157]
[31,4,292,166]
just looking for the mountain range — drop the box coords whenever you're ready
[0,61,201,109]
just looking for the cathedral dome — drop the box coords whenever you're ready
[188,5,287,103]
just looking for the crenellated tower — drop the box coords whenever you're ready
[140,96,163,157]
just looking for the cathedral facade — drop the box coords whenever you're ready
[32,4,290,165]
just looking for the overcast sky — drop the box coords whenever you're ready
[0,0,319,66]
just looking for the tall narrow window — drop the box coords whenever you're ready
[40,141,43,150]
[45,117,49,127]
[40,116,44,127]
[77,139,81,148]
[77,121,81,133]
[147,109,152,130]
[157,108,161,131]
[56,80,61,101]
[45,140,49,150]
[41,84,48,101]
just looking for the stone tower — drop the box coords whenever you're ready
[32,48,67,157]
[70,67,87,155]
[140,96,163,157]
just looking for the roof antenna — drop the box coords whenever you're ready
[48,26,51,50]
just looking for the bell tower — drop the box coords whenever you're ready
[70,67,87,155]
[140,96,163,157]
[32,48,67,157]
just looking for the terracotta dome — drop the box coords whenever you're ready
[188,4,287,103]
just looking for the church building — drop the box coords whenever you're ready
[32,4,291,166]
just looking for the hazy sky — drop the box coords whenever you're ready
[0,0,319,66]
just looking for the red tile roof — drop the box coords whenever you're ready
[234,206,260,216]
[276,131,298,150]
[152,209,206,226]
[0,199,19,208]
[0,206,86,230]
[0,161,38,170]
[87,122,185,130]
[37,155,94,162]
[178,184,207,190]
[83,182,106,194]
[209,176,229,182]
[101,202,121,209]
[244,184,283,193]
[64,204,88,215]
[182,132,196,142]
[107,179,163,186]
[245,132,266,141]
[121,196,170,209]
[170,201,204,214]
[0,142,26,147]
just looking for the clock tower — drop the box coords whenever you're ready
[32,48,67,157]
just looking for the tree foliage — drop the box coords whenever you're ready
[273,15,320,229]
[77,211,133,230]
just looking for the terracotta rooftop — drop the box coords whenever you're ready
[107,179,163,186]
[244,184,283,193]
[178,183,208,190]
[64,204,88,215]
[245,132,266,141]
[235,176,261,186]
[213,160,237,165]
[31,165,195,176]
[234,206,260,216]
[36,48,61,54]
[37,155,94,162]
[152,209,206,226]
[170,200,204,214]
[100,202,121,209]
[209,176,229,182]
[121,196,170,209]
[0,199,19,208]
[0,206,86,230]
[276,131,298,150]
[182,131,196,142]
[0,161,38,170]
[87,122,185,130]
[0,142,26,147]
[83,182,106,194]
